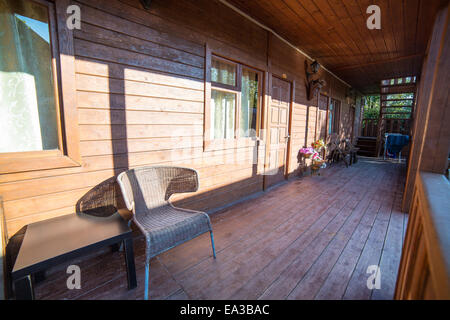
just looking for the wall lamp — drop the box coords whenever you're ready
[305,60,326,100]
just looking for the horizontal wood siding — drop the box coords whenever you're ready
[0,0,355,236]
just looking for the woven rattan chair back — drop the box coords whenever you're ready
[118,166,198,214]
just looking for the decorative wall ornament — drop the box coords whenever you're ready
[345,87,356,104]
[140,0,151,10]
[305,60,326,100]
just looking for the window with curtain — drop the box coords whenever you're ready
[211,58,236,87]
[328,101,333,134]
[209,56,261,142]
[211,90,236,140]
[240,69,259,138]
[328,98,341,134]
[0,0,59,153]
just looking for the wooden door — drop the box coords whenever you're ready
[264,76,291,188]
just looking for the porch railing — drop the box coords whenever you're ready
[362,118,411,138]
[361,118,378,137]
[380,118,411,136]
[395,172,450,299]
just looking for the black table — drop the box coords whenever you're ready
[12,212,136,300]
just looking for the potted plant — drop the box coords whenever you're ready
[299,147,315,158]
[303,139,327,175]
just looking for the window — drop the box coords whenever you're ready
[328,98,341,134]
[0,0,59,153]
[206,54,262,147]
[211,58,236,87]
[0,0,80,173]
[240,69,259,138]
[211,90,236,139]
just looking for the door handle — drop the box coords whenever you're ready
[285,135,290,139]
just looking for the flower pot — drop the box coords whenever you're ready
[312,159,326,165]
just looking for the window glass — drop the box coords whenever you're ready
[329,99,340,134]
[333,100,340,134]
[211,90,236,140]
[240,69,259,137]
[211,58,236,86]
[0,0,59,153]
[328,102,333,134]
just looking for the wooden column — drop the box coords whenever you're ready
[402,5,450,212]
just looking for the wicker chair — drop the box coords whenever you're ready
[117,166,216,300]
[326,134,349,167]
[343,138,359,165]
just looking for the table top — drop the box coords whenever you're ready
[12,212,131,278]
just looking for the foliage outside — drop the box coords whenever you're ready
[363,93,413,120]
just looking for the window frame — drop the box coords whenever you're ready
[328,98,341,135]
[204,47,264,151]
[0,0,81,174]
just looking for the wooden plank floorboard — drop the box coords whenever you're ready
[342,163,402,300]
[187,183,358,299]
[259,164,385,299]
[314,198,383,300]
[371,191,405,299]
[315,163,401,300]
[159,165,348,275]
[231,163,376,299]
[170,167,351,282]
[189,164,373,299]
[33,159,407,300]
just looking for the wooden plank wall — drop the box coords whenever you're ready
[0,0,354,236]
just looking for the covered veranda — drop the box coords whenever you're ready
[33,159,406,300]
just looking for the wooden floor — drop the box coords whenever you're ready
[34,158,408,300]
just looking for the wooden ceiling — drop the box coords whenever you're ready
[226,0,447,94]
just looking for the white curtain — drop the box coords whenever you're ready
[0,0,58,153]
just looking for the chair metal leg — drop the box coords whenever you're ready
[144,260,150,300]
[210,231,217,259]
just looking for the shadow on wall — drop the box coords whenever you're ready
[74,53,267,218]
[76,177,125,218]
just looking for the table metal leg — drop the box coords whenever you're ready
[33,270,46,284]
[123,238,137,290]
[110,243,120,252]
[14,275,34,300]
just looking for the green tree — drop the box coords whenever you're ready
[363,95,380,119]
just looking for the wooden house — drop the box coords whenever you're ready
[0,0,448,300]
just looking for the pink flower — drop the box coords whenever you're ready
[300,147,314,154]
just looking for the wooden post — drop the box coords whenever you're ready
[402,5,450,212]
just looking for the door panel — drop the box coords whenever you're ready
[265,76,291,188]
